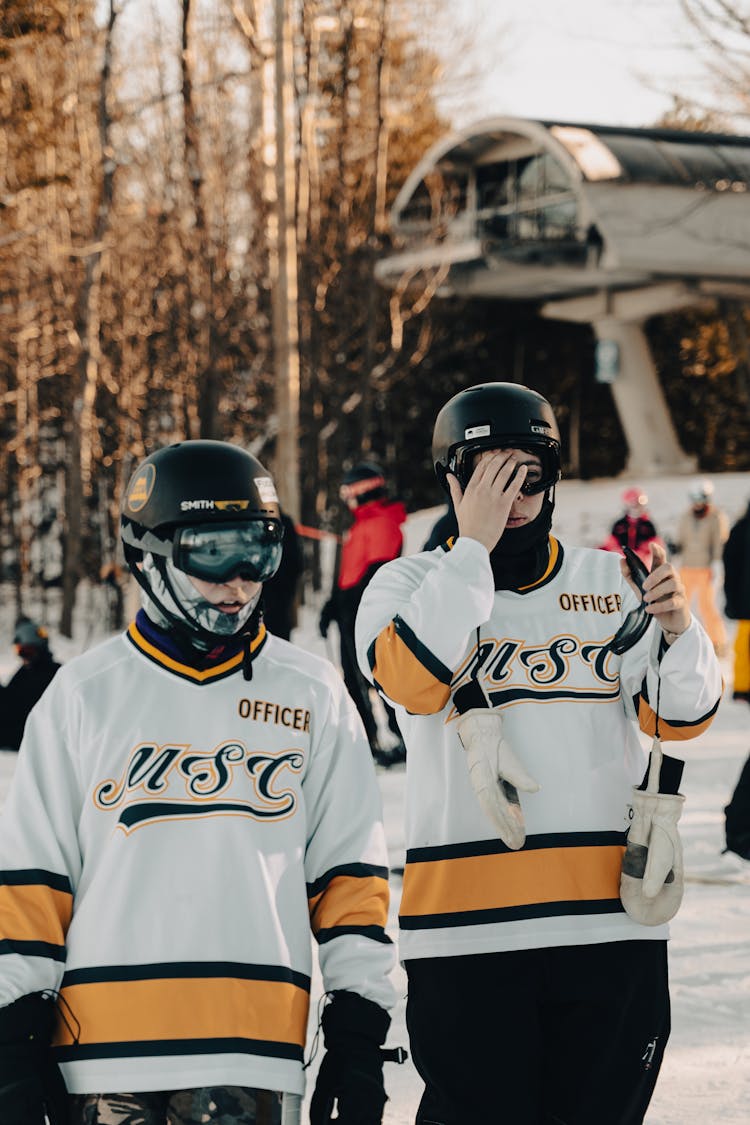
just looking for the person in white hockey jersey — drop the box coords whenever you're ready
[355,383,723,1125]
[0,440,398,1125]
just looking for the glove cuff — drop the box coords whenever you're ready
[0,993,57,1046]
[321,991,390,1050]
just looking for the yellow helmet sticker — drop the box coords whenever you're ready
[214,500,251,512]
[127,464,156,513]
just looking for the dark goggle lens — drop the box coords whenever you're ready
[606,547,654,656]
[606,607,652,656]
[174,522,283,584]
[452,444,557,494]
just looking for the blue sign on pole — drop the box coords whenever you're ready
[595,339,620,383]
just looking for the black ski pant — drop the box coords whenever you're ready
[339,621,400,750]
[725,750,750,859]
[405,940,670,1125]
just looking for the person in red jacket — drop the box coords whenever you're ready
[600,486,665,566]
[320,462,407,765]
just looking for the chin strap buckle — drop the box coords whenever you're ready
[381,1045,409,1064]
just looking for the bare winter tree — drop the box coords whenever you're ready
[0,0,494,629]
[679,0,750,124]
[59,0,119,637]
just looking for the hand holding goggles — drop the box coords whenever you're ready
[606,546,654,656]
[173,520,283,584]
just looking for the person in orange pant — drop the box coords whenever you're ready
[672,479,729,656]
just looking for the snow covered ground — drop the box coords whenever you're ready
[1,469,749,1122]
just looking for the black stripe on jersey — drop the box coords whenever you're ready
[315,924,393,945]
[485,685,621,706]
[54,1036,303,1064]
[366,614,453,684]
[0,938,67,960]
[118,799,295,828]
[61,962,311,991]
[0,869,72,893]
[634,680,721,729]
[405,830,627,864]
[399,898,625,930]
[307,862,389,898]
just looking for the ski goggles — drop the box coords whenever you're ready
[450,441,559,495]
[606,546,654,656]
[172,520,284,584]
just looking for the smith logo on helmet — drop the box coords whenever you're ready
[127,464,156,512]
[180,499,252,511]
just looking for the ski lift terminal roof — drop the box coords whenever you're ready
[377,117,750,301]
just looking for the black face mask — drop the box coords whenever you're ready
[489,496,554,590]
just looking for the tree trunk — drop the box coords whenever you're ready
[60,0,118,637]
[271,0,301,518]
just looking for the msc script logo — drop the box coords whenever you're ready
[449,633,620,714]
[94,740,304,832]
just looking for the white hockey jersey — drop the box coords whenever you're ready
[0,617,395,1096]
[355,535,722,962]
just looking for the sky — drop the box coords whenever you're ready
[442,0,718,131]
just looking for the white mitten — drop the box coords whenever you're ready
[620,740,685,925]
[456,708,540,850]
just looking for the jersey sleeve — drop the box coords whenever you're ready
[303,676,396,1011]
[355,538,495,715]
[619,615,722,742]
[0,675,83,1006]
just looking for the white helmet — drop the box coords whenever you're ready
[688,478,714,504]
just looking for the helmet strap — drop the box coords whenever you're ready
[125,548,212,651]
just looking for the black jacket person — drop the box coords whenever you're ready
[0,621,60,752]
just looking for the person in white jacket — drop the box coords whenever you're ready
[672,478,729,655]
[0,440,397,1125]
[355,382,722,1125]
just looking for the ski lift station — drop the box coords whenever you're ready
[375,118,750,476]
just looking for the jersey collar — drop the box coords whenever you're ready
[127,609,267,684]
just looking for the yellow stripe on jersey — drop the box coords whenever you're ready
[399,836,625,925]
[0,879,73,947]
[127,621,267,683]
[636,693,719,741]
[308,873,389,936]
[54,974,309,1050]
[516,536,561,591]
[369,615,453,715]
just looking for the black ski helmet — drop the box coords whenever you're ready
[120,440,284,646]
[340,461,387,507]
[121,440,281,565]
[432,382,561,494]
